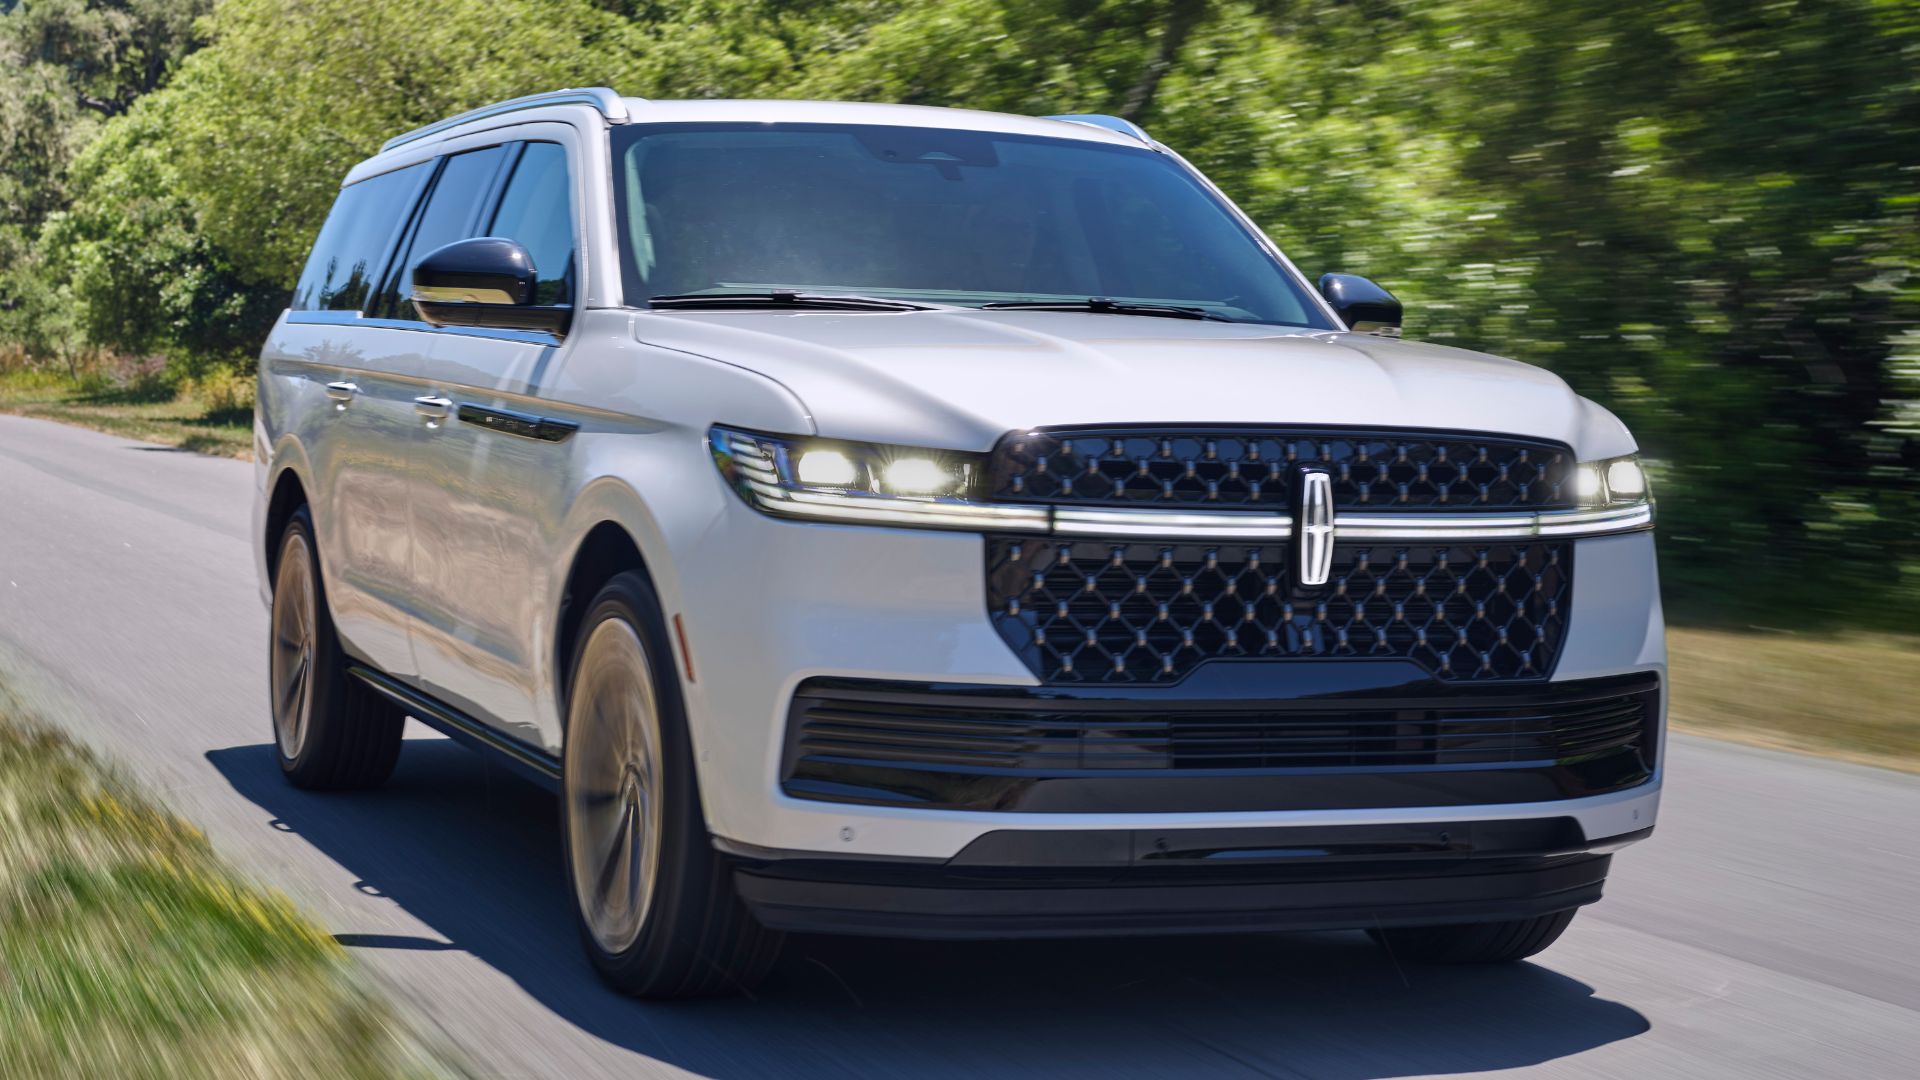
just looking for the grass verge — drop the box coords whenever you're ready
[0,367,250,458]
[0,695,457,1078]
[1668,625,1920,774]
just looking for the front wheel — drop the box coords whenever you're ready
[1368,908,1578,964]
[560,571,782,998]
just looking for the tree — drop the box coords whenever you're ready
[0,0,209,357]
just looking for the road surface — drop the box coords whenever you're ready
[1,412,1915,1079]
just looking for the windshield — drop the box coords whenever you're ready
[611,123,1334,328]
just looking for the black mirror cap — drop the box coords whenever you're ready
[1318,273,1403,336]
[412,237,569,335]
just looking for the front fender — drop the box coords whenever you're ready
[254,432,317,608]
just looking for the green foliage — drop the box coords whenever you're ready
[43,89,282,365]
[1,0,1915,617]
[0,0,209,359]
[152,0,641,285]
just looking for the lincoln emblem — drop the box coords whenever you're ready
[1296,468,1336,587]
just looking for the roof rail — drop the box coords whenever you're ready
[1041,113,1153,145]
[381,87,634,152]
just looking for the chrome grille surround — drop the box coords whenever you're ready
[981,427,1608,685]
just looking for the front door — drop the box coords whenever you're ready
[407,139,581,752]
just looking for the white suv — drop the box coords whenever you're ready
[253,89,1665,998]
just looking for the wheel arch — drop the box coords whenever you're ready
[550,475,687,721]
[262,436,317,584]
[555,520,655,702]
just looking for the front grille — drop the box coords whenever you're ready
[781,674,1661,812]
[986,428,1576,511]
[791,688,1649,772]
[987,538,1570,684]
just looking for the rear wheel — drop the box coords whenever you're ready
[269,507,405,789]
[1368,909,1578,964]
[560,571,782,998]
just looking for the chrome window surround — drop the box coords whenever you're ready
[382,87,634,152]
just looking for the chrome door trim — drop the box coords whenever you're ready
[285,310,565,348]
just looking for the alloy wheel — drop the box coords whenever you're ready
[270,533,317,760]
[565,618,666,955]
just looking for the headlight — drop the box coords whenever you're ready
[1573,454,1652,508]
[709,426,1049,531]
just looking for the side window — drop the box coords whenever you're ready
[488,142,574,306]
[291,163,427,312]
[373,145,510,318]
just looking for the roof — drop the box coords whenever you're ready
[616,99,1145,147]
[355,89,1147,181]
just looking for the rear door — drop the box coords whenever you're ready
[264,160,432,676]
[409,137,581,750]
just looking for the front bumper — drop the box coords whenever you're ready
[667,491,1665,861]
[726,817,1641,940]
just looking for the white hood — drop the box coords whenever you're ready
[633,308,1636,459]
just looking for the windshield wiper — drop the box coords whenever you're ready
[978,297,1237,322]
[647,290,929,312]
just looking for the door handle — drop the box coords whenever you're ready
[413,395,454,420]
[324,380,358,405]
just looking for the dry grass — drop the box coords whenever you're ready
[0,365,251,459]
[0,692,460,1079]
[1668,625,1920,773]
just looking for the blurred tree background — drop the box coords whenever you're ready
[1,0,1915,622]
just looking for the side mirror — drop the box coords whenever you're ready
[412,237,569,335]
[1318,273,1402,336]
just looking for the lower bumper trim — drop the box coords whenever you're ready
[729,818,1634,940]
[783,671,1661,813]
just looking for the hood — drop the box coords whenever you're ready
[632,308,1634,459]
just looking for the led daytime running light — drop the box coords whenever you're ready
[711,427,1653,539]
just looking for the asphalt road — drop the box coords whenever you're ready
[1,411,1916,1079]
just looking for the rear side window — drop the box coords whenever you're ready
[373,145,511,317]
[488,142,574,305]
[291,163,427,311]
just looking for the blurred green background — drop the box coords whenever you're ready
[1,1,1915,628]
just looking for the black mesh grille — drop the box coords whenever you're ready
[987,428,1576,510]
[986,538,1571,684]
[790,687,1649,772]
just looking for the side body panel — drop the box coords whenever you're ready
[406,122,594,741]
[410,329,571,745]
[428,314,816,753]
[259,315,430,676]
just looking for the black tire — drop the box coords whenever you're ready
[559,571,783,998]
[269,506,405,789]
[1368,908,1578,964]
